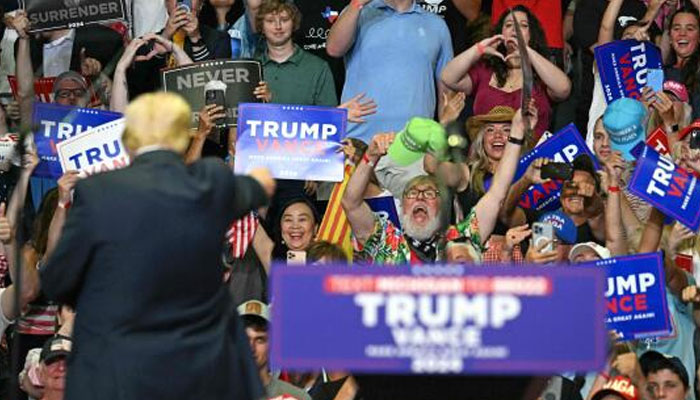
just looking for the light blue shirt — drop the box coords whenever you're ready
[340,0,452,143]
[637,275,697,400]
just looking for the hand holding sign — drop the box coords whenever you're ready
[0,203,10,245]
[249,167,276,199]
[57,171,81,207]
[253,81,272,103]
[5,11,30,39]
[652,91,677,127]
[611,353,645,387]
[668,222,695,255]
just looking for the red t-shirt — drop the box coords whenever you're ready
[468,62,552,139]
[491,0,563,49]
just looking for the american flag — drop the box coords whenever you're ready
[226,212,259,259]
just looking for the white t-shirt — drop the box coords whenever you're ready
[0,287,13,338]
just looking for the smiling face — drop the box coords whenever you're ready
[593,119,612,163]
[561,170,595,216]
[502,11,530,53]
[400,181,442,241]
[280,202,317,251]
[483,122,510,162]
[671,12,700,61]
[262,9,294,47]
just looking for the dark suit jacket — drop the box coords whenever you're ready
[16,25,124,77]
[41,151,266,400]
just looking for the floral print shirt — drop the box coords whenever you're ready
[354,208,484,265]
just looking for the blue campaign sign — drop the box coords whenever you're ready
[595,40,663,104]
[270,264,607,374]
[366,195,401,229]
[628,145,700,230]
[579,252,671,340]
[32,103,122,178]
[486,124,599,212]
[235,103,346,182]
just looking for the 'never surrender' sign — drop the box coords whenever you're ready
[57,118,128,176]
[235,103,346,182]
[595,40,663,104]
[580,252,671,340]
[270,264,607,374]
[32,103,122,179]
[628,145,700,230]
[23,0,127,32]
[162,59,261,127]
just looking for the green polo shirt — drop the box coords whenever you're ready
[259,45,338,107]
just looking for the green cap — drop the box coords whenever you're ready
[387,117,447,166]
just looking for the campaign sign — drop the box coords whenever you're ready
[235,103,346,182]
[646,127,671,157]
[270,264,607,374]
[23,0,127,32]
[580,252,671,340]
[486,124,599,212]
[57,118,128,176]
[594,40,663,104]
[628,145,700,230]
[161,59,261,128]
[32,103,122,178]
[366,196,401,229]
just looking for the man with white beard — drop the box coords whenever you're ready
[342,106,534,265]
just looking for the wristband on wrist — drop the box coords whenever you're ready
[476,42,485,56]
[507,136,525,145]
[362,153,376,167]
[608,186,621,193]
[58,201,71,210]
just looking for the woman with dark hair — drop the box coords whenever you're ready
[252,197,319,271]
[665,8,700,118]
[199,0,245,32]
[441,5,570,139]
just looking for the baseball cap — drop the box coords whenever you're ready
[639,351,689,389]
[602,98,647,161]
[40,335,72,365]
[465,105,515,142]
[569,242,611,262]
[237,300,270,322]
[538,210,577,245]
[679,119,700,141]
[590,376,639,400]
[387,117,447,166]
[663,80,689,103]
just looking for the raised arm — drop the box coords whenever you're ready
[597,0,624,45]
[341,133,394,245]
[440,34,503,94]
[326,0,372,58]
[10,11,34,127]
[474,104,535,245]
[499,158,549,228]
[602,152,627,256]
[520,43,571,101]
[45,171,80,261]
[111,38,146,113]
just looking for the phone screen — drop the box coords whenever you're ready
[647,68,664,93]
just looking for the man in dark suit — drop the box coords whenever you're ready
[14,23,124,78]
[40,92,272,400]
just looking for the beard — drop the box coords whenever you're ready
[400,209,442,241]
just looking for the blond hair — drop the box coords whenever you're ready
[123,92,191,154]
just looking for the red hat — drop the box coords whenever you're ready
[663,80,689,103]
[679,119,700,141]
[591,376,639,400]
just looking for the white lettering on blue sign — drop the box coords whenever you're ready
[605,273,656,297]
[246,120,338,140]
[645,155,675,197]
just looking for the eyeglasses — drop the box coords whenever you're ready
[55,89,87,99]
[404,188,440,200]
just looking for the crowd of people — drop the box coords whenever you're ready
[0,0,699,399]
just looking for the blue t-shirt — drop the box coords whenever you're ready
[341,0,453,143]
